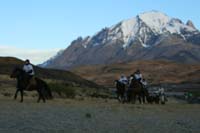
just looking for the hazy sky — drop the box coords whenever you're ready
[0,0,199,64]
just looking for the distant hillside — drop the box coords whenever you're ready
[0,57,103,89]
[72,60,200,91]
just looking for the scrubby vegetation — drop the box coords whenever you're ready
[48,82,112,99]
[49,83,76,98]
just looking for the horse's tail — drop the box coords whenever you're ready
[44,83,53,99]
[36,78,53,100]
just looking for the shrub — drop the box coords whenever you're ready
[85,113,92,118]
[48,83,76,98]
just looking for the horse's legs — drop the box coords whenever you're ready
[138,95,143,104]
[127,90,131,103]
[37,93,41,103]
[117,93,121,102]
[20,90,23,102]
[121,93,125,104]
[124,91,128,102]
[142,96,145,103]
[41,88,46,103]
[132,94,136,104]
[37,89,41,103]
[155,96,160,104]
[37,89,46,103]
[142,93,146,104]
[42,95,46,103]
[14,89,19,100]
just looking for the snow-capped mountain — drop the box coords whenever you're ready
[41,11,200,70]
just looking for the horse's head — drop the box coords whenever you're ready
[10,67,22,78]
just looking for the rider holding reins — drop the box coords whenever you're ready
[23,59,35,87]
[23,59,35,78]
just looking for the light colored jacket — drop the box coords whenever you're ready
[134,73,142,80]
[119,76,128,85]
[158,88,165,95]
[23,64,35,75]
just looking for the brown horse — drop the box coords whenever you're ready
[10,67,53,103]
[127,77,148,104]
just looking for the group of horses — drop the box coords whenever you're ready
[115,77,166,104]
[10,67,166,104]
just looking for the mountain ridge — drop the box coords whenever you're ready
[40,11,200,70]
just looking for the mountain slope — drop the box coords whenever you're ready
[41,11,200,70]
[72,60,200,89]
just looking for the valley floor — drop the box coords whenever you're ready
[0,97,199,133]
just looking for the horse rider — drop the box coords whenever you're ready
[23,59,35,82]
[158,87,165,95]
[15,59,35,95]
[141,78,147,88]
[128,69,143,86]
[119,74,128,85]
[23,59,35,77]
[158,86,166,104]
[134,69,143,82]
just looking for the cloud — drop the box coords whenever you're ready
[0,45,60,65]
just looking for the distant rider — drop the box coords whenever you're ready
[119,75,128,85]
[158,87,165,95]
[141,78,147,88]
[134,69,143,82]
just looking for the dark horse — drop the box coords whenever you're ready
[10,67,53,102]
[115,80,126,103]
[127,77,149,104]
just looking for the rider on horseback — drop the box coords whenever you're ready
[141,78,147,88]
[23,59,35,79]
[129,69,143,85]
[119,74,128,85]
[134,69,142,82]
[23,59,35,89]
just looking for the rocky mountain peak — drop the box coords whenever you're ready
[186,20,196,29]
[40,11,200,69]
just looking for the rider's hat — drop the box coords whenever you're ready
[136,69,140,73]
[25,59,30,63]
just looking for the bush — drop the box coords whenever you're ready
[48,83,76,98]
[85,113,92,118]
[192,92,200,97]
[48,82,112,99]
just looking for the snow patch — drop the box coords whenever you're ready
[138,37,150,48]
[138,11,171,33]
[123,37,135,48]
[82,37,91,48]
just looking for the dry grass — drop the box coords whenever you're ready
[0,97,199,133]
[72,60,200,87]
